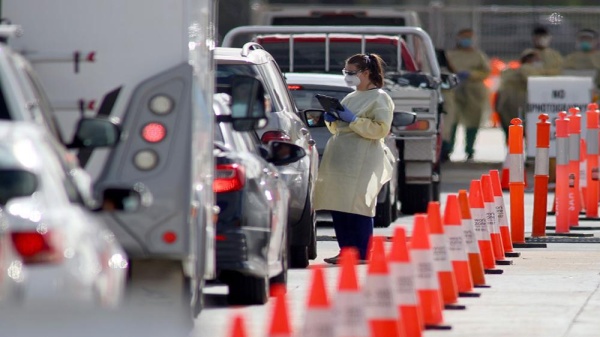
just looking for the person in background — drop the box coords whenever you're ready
[563,29,600,89]
[527,25,563,76]
[446,28,491,161]
[314,53,394,264]
[437,48,458,162]
[495,49,544,142]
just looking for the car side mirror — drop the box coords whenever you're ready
[441,73,459,90]
[100,185,152,212]
[0,169,37,206]
[303,109,327,128]
[68,118,121,149]
[392,111,417,127]
[264,141,306,166]
[229,75,269,132]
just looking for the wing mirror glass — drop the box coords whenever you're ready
[263,141,306,166]
[68,118,120,149]
[392,111,417,127]
[100,184,152,212]
[303,109,326,128]
[0,169,37,206]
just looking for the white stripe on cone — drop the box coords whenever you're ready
[302,308,334,337]
[334,292,369,337]
[430,234,453,272]
[411,250,439,291]
[471,208,492,241]
[389,262,418,306]
[484,201,501,236]
[462,219,480,254]
[494,196,509,232]
[445,225,468,262]
[364,274,397,319]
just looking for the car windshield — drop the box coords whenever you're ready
[289,88,349,110]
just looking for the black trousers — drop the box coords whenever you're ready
[331,210,374,260]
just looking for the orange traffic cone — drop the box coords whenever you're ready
[427,202,462,310]
[268,285,292,337]
[469,180,503,275]
[301,266,333,337]
[389,227,423,337]
[228,314,248,337]
[458,190,489,287]
[500,155,510,190]
[443,194,479,297]
[334,248,369,337]
[490,169,519,257]
[364,236,401,337]
[481,174,511,265]
[410,214,450,330]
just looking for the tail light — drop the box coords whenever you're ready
[214,164,245,193]
[261,130,291,144]
[11,231,62,264]
[404,120,430,131]
[287,85,303,90]
[141,122,167,143]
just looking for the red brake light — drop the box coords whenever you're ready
[11,231,62,264]
[214,164,245,193]
[261,131,291,144]
[287,85,303,90]
[142,122,167,143]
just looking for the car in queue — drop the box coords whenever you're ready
[212,93,305,304]
[0,121,129,306]
[215,45,319,268]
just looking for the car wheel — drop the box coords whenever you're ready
[290,245,309,269]
[225,272,269,305]
[308,223,317,260]
[270,235,288,291]
[400,183,433,214]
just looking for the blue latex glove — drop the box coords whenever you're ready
[337,105,357,123]
[457,71,470,82]
[324,112,337,122]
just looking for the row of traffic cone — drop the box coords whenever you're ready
[228,169,519,337]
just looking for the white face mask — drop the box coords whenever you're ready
[344,74,361,87]
[536,36,551,48]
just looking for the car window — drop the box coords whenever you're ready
[0,80,10,120]
[290,88,349,110]
[216,63,277,113]
[0,169,37,206]
[214,123,225,143]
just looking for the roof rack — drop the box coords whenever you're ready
[241,42,265,57]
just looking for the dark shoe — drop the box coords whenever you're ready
[324,254,341,265]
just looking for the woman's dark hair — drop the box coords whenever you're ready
[346,53,386,88]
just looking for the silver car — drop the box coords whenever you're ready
[0,122,128,307]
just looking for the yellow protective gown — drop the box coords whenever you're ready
[446,49,491,128]
[563,51,600,88]
[535,47,563,75]
[495,64,544,129]
[314,89,394,217]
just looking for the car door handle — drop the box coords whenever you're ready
[300,128,309,136]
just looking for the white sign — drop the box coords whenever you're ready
[526,76,593,157]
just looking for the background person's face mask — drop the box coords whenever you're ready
[578,40,593,52]
[458,38,472,48]
[535,35,551,48]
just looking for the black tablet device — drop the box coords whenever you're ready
[315,94,344,119]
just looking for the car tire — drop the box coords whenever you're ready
[270,234,288,291]
[400,183,432,214]
[225,272,269,305]
[290,245,309,269]
[375,186,393,228]
[308,224,317,260]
